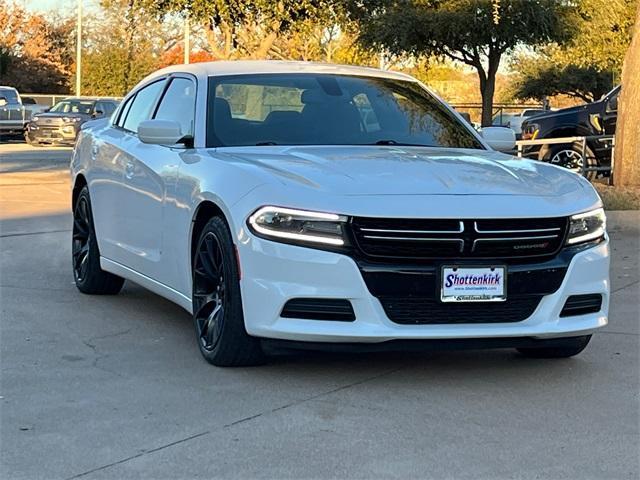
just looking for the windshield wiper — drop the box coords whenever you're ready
[255,141,278,146]
[372,140,434,147]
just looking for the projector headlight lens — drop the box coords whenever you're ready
[566,208,606,245]
[248,206,348,246]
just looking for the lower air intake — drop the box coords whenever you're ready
[281,298,356,322]
[560,294,602,317]
[379,295,543,325]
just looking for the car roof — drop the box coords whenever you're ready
[59,97,117,102]
[141,60,417,85]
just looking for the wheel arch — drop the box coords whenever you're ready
[190,200,233,269]
[72,173,87,209]
[538,125,594,160]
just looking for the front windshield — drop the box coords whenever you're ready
[50,100,94,114]
[0,89,19,104]
[207,74,483,149]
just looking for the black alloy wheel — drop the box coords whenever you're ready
[72,186,124,294]
[72,195,92,283]
[193,232,226,352]
[191,217,265,366]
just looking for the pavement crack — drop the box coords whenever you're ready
[64,366,402,478]
[79,328,134,379]
[65,431,210,479]
[0,229,70,238]
[223,366,403,429]
[612,279,640,294]
[600,330,640,337]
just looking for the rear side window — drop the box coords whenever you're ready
[115,96,134,127]
[122,80,165,133]
[154,77,196,137]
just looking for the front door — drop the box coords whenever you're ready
[118,76,196,287]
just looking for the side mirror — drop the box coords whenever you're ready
[479,127,516,152]
[92,110,104,118]
[138,119,183,145]
[606,96,618,112]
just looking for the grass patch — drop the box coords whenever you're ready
[594,183,640,210]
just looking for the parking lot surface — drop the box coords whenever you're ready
[1,144,639,480]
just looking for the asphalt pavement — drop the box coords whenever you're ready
[1,143,639,480]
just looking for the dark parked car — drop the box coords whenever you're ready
[521,86,619,179]
[25,98,119,146]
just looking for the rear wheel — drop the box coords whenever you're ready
[541,142,598,181]
[72,186,124,294]
[516,335,592,358]
[192,217,265,366]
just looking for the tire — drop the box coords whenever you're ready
[72,186,125,294]
[516,335,592,359]
[192,216,265,366]
[540,142,598,181]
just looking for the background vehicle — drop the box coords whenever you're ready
[71,62,608,367]
[521,86,619,178]
[507,109,546,138]
[25,97,119,146]
[0,86,30,139]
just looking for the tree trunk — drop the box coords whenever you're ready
[478,70,496,127]
[478,53,501,128]
[613,5,640,187]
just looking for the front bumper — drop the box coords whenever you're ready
[25,124,78,145]
[239,237,609,343]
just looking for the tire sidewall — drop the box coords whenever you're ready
[73,188,101,287]
[192,217,248,363]
[542,142,598,180]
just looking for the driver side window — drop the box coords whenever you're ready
[607,91,619,112]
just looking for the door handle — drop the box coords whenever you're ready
[125,161,135,179]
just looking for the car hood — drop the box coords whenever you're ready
[213,145,585,197]
[33,112,88,123]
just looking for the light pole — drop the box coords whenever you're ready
[184,13,190,64]
[75,0,82,96]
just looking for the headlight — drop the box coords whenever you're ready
[63,117,82,123]
[248,206,348,246]
[566,208,606,245]
[522,123,539,140]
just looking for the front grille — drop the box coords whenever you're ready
[379,295,542,324]
[351,217,567,260]
[281,298,356,322]
[560,294,602,317]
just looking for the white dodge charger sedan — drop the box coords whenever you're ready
[70,61,609,366]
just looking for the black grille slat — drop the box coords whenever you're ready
[351,217,567,260]
[281,298,355,322]
[379,295,542,324]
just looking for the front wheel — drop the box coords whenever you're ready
[192,217,265,367]
[541,142,598,181]
[516,335,592,358]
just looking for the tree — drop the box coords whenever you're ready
[80,1,181,96]
[613,4,640,187]
[345,0,575,126]
[511,0,636,102]
[0,3,73,93]
[510,57,614,102]
[151,0,340,60]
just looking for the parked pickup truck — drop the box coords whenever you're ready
[0,86,47,139]
[0,86,27,136]
[521,86,619,179]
